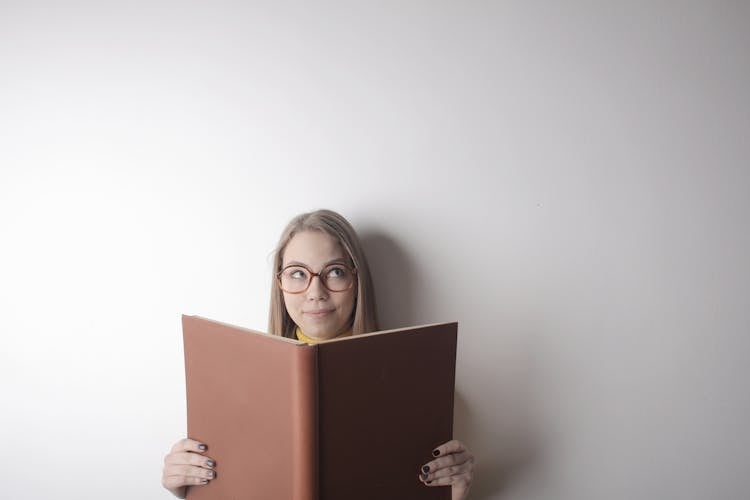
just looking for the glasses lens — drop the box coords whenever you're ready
[320,264,354,292]
[280,266,310,293]
[279,265,355,293]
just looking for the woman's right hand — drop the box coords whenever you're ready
[161,438,216,498]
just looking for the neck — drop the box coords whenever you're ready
[296,326,352,344]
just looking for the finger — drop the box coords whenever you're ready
[420,450,473,475]
[162,473,211,489]
[170,437,209,454]
[164,464,216,481]
[431,439,466,458]
[164,451,216,469]
[421,458,473,481]
[162,464,216,490]
[420,471,472,487]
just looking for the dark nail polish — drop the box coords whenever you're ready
[198,444,207,451]
[422,465,430,473]
[206,459,215,468]
[426,480,432,484]
[420,473,428,480]
[432,449,440,457]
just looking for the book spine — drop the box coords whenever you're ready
[292,344,318,500]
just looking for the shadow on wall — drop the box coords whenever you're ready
[362,228,542,499]
[360,230,422,329]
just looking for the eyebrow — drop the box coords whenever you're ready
[283,258,349,268]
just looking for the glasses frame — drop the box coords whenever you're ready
[276,263,358,294]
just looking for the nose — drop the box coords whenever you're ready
[306,274,328,300]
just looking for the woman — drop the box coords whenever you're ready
[162,209,475,499]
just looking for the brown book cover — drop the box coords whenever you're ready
[182,315,457,500]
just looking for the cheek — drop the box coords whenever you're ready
[283,294,302,319]
[341,292,356,317]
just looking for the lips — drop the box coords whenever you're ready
[304,309,334,318]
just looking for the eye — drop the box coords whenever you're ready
[285,267,309,280]
[325,266,347,278]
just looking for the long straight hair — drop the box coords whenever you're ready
[268,209,379,338]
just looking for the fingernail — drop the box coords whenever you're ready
[207,470,214,478]
[198,444,207,451]
[201,479,208,484]
[206,459,215,468]
[421,465,430,473]
[426,480,432,484]
[420,473,428,480]
[432,449,440,457]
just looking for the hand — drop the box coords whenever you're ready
[161,438,216,498]
[419,439,474,500]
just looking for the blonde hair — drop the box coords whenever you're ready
[268,209,379,338]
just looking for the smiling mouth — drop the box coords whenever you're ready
[304,310,334,318]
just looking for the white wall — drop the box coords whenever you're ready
[1,2,748,499]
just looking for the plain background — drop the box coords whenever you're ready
[1,1,748,499]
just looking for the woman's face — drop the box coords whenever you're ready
[281,230,356,341]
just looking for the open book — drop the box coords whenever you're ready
[182,315,457,500]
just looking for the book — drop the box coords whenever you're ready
[182,315,457,500]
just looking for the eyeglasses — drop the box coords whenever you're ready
[277,263,357,294]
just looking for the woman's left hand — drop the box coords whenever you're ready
[419,439,474,500]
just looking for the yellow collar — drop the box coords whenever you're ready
[295,326,352,344]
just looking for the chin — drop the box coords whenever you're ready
[302,321,339,339]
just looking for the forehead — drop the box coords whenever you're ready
[282,230,346,266]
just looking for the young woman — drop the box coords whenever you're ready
[161,209,475,499]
